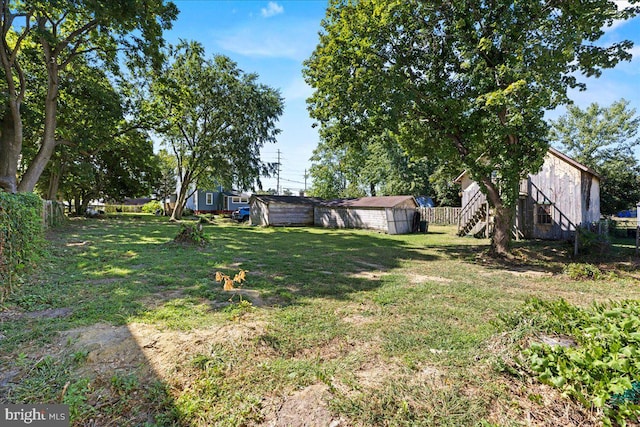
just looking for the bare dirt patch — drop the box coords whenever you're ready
[0,307,73,321]
[259,383,344,427]
[66,241,89,247]
[341,314,376,326]
[60,319,268,380]
[347,270,385,280]
[407,274,453,284]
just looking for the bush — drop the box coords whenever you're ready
[0,192,45,300]
[577,227,610,255]
[141,200,163,214]
[173,223,208,246]
[564,263,602,280]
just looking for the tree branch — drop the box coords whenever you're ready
[53,19,98,57]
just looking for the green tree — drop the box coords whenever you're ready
[308,142,348,199]
[154,149,178,214]
[304,0,637,255]
[0,0,177,193]
[309,131,436,199]
[150,41,284,220]
[35,59,124,201]
[549,99,640,215]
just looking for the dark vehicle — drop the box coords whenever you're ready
[232,207,250,222]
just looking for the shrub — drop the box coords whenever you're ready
[141,200,163,214]
[577,227,610,255]
[174,223,207,246]
[564,263,602,280]
[0,192,45,300]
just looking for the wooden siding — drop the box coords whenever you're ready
[315,207,388,231]
[250,199,269,226]
[314,207,416,234]
[458,149,600,240]
[418,207,461,225]
[251,200,314,226]
[269,203,315,226]
[522,152,599,239]
[386,209,416,234]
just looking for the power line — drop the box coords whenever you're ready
[276,149,281,195]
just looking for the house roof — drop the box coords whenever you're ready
[319,196,418,209]
[250,195,321,206]
[123,197,152,206]
[547,147,600,178]
[453,147,600,183]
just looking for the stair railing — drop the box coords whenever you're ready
[457,188,487,235]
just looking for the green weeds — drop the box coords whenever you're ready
[505,298,640,425]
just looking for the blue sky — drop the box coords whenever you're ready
[166,1,640,194]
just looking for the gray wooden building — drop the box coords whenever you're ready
[456,148,600,240]
[249,195,419,234]
[249,195,319,226]
[315,196,419,234]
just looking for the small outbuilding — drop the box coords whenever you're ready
[315,196,419,234]
[456,147,600,240]
[249,195,319,226]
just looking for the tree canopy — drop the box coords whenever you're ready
[304,0,638,254]
[308,131,436,200]
[549,99,640,215]
[0,0,177,193]
[150,41,283,220]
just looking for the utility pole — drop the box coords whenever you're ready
[304,169,308,194]
[276,149,281,195]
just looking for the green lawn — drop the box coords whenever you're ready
[1,215,640,426]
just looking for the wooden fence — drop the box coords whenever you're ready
[418,207,461,225]
[43,200,65,228]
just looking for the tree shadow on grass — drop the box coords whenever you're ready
[433,237,573,276]
[1,216,441,425]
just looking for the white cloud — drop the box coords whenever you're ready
[214,20,320,61]
[261,2,284,18]
[283,77,314,101]
[605,1,637,30]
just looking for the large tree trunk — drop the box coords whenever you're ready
[0,111,20,193]
[46,167,61,200]
[171,173,192,221]
[480,177,513,256]
[17,51,59,193]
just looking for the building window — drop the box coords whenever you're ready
[536,204,552,225]
[206,193,214,205]
[232,196,248,204]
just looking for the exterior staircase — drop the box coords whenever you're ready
[457,189,489,237]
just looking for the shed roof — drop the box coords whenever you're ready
[250,195,321,206]
[548,147,600,178]
[320,196,418,209]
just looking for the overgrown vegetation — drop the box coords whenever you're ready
[564,263,603,280]
[0,193,45,300]
[505,298,640,426]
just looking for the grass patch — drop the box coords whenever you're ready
[2,216,640,425]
